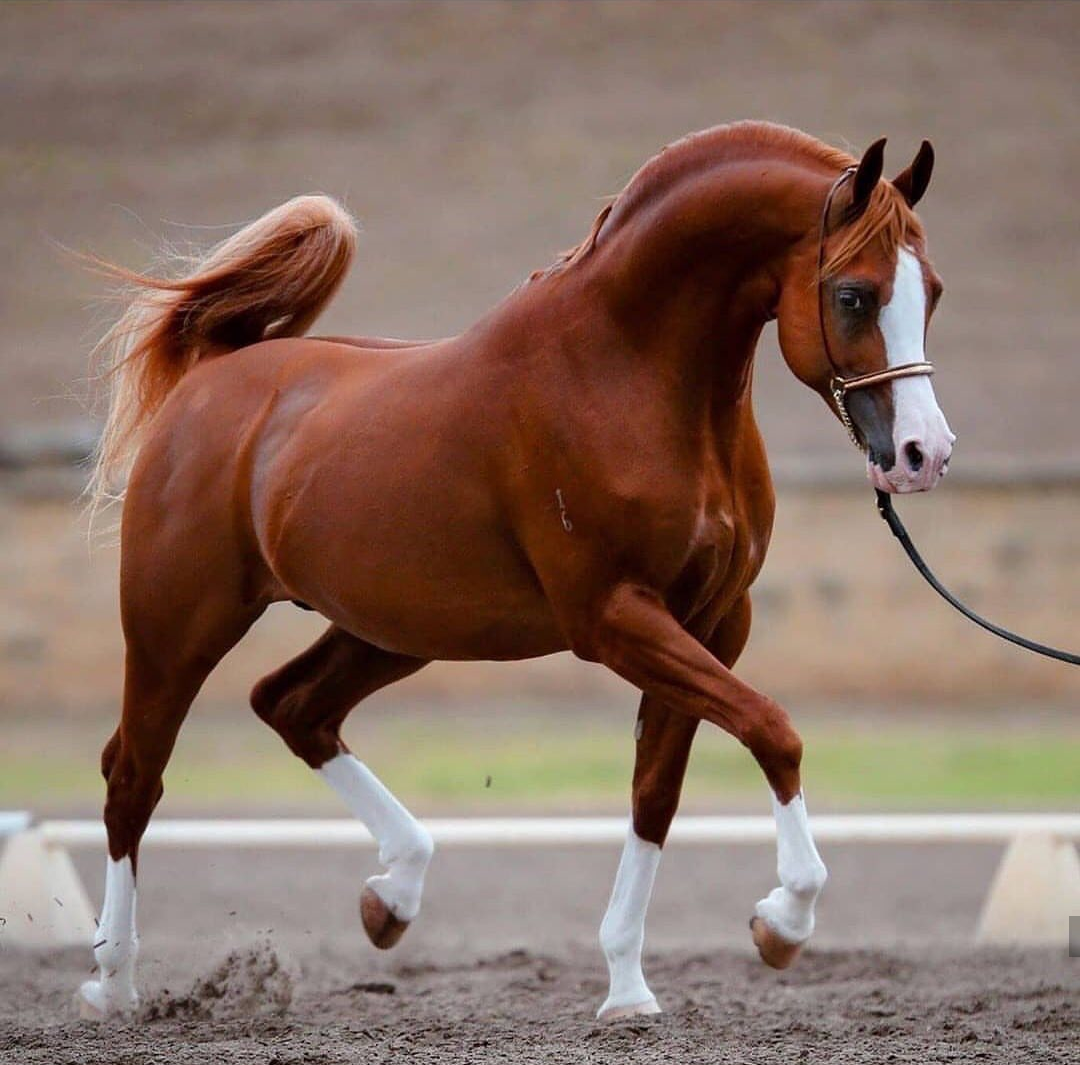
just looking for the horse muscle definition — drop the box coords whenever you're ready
[78,122,952,1020]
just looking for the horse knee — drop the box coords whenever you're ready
[745,703,803,802]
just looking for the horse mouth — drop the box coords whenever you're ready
[867,456,949,494]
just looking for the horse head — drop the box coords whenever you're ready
[778,138,955,492]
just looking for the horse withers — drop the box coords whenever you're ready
[77,121,953,1020]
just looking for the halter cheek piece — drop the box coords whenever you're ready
[817,167,934,450]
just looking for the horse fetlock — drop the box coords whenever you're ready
[599,914,641,963]
[784,855,827,899]
[754,885,815,944]
[379,822,434,876]
[365,862,425,923]
[76,973,138,1020]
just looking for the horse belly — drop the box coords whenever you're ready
[254,417,563,661]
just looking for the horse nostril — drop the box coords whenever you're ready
[904,441,924,473]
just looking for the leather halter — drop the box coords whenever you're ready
[817,167,934,449]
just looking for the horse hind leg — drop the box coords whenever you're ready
[250,625,432,948]
[77,593,262,1019]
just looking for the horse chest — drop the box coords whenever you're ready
[667,498,764,625]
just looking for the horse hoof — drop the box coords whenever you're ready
[75,986,106,1022]
[360,885,409,949]
[749,916,802,970]
[75,980,135,1021]
[597,997,661,1021]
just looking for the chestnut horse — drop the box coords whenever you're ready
[78,122,953,1021]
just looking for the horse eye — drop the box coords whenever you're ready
[838,289,863,312]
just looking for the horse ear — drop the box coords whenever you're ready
[850,137,887,218]
[892,140,935,207]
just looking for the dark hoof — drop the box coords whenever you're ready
[749,916,802,970]
[360,885,409,950]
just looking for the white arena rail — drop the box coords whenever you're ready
[34,812,1080,848]
[2,812,1078,950]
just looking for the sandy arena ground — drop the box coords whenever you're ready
[2,842,1075,1063]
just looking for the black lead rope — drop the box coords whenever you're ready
[875,490,1080,666]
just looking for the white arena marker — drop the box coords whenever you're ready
[976,833,1080,946]
[0,827,97,947]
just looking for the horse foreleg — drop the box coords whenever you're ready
[251,626,432,947]
[580,584,826,974]
[597,601,751,1018]
[597,696,695,1019]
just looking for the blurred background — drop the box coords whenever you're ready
[1,1,1076,817]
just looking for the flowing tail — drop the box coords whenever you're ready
[86,194,357,513]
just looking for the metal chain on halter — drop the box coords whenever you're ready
[814,169,1079,666]
[816,167,935,451]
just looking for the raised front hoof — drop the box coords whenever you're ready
[749,916,803,970]
[75,980,136,1021]
[596,997,661,1021]
[360,885,410,950]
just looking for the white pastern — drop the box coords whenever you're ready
[871,246,955,491]
[78,856,139,1016]
[753,792,827,944]
[597,828,662,1018]
[318,752,433,921]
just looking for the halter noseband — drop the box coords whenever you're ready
[817,167,934,449]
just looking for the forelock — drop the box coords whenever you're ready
[821,181,924,280]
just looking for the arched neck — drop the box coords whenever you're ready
[569,157,829,410]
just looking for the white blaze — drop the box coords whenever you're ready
[872,246,954,491]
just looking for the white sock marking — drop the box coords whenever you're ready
[318,752,433,921]
[598,827,662,1016]
[79,856,138,1014]
[754,791,827,944]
